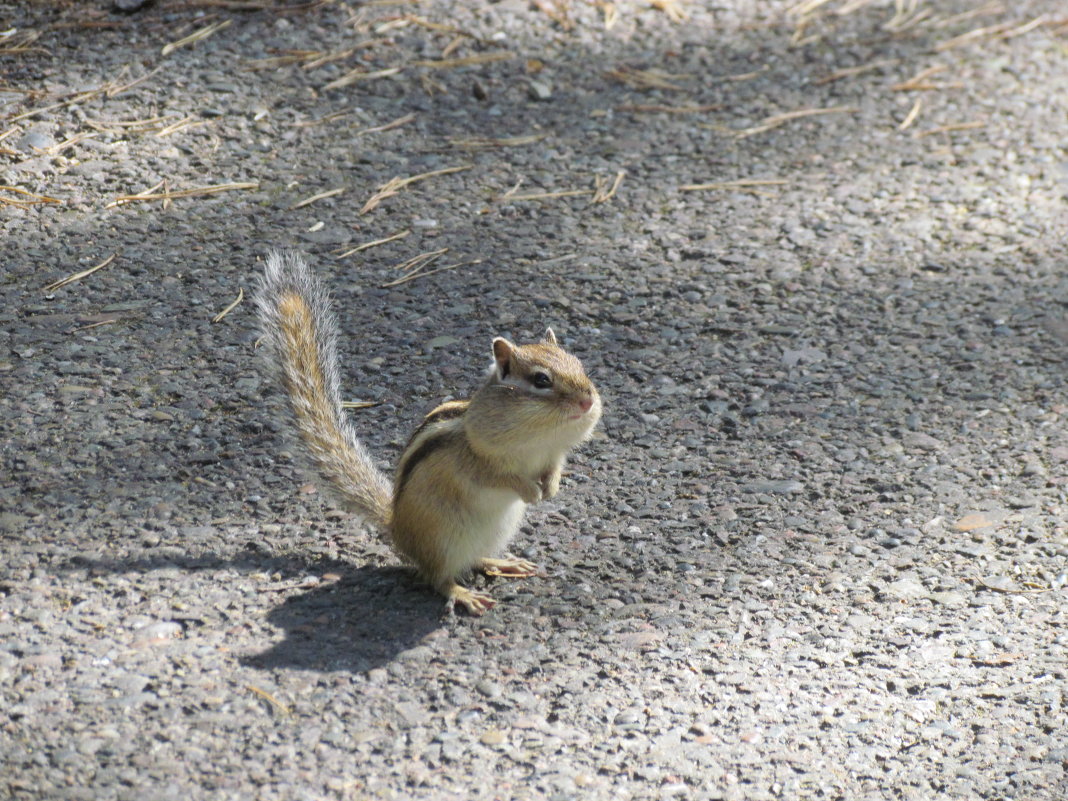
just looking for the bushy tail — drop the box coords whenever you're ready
[255,251,392,527]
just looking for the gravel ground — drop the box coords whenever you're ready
[2,1,1067,799]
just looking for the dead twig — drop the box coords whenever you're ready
[898,98,923,131]
[155,117,209,137]
[161,19,232,56]
[815,58,899,86]
[246,684,290,716]
[323,66,403,91]
[615,103,721,113]
[680,179,788,192]
[606,66,690,91]
[43,253,118,292]
[291,109,355,128]
[412,51,513,69]
[106,65,164,98]
[0,185,61,208]
[735,106,856,139]
[356,112,416,136]
[106,182,258,208]
[914,120,986,139]
[335,229,410,259]
[448,133,546,148]
[359,165,471,215]
[289,187,345,210]
[212,287,244,323]
[382,251,482,288]
[891,63,961,92]
[506,189,593,202]
[592,171,626,204]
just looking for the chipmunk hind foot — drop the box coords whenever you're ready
[442,582,497,616]
[478,557,539,578]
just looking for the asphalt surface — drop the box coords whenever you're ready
[2,1,1067,799]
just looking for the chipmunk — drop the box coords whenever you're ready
[255,251,602,615]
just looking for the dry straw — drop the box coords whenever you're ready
[212,288,244,323]
[43,253,118,292]
[335,229,411,259]
[161,20,232,56]
[735,106,857,139]
[107,182,258,208]
[359,165,471,215]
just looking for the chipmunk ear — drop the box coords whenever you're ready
[542,327,558,345]
[492,337,515,378]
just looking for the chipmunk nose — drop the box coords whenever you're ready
[578,396,593,413]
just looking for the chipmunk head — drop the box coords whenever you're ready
[489,328,601,429]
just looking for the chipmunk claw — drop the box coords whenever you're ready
[446,584,497,616]
[478,557,539,578]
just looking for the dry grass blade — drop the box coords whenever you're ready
[615,102,721,113]
[506,189,593,202]
[335,229,410,259]
[735,106,856,139]
[359,165,471,215]
[9,84,115,124]
[533,0,574,30]
[0,185,61,208]
[891,64,959,91]
[788,0,834,16]
[340,401,381,410]
[592,171,626,204]
[85,116,171,134]
[835,0,880,14]
[379,248,448,287]
[816,58,899,85]
[71,319,118,333]
[606,66,689,91]
[929,3,1004,29]
[0,29,46,56]
[107,182,258,208]
[155,117,209,137]
[931,17,1044,52]
[323,66,402,91]
[107,65,164,98]
[161,19,232,56]
[996,15,1049,40]
[246,684,290,716]
[412,51,513,69]
[599,1,619,29]
[292,109,354,128]
[356,112,416,136]
[212,287,244,323]
[914,120,986,139]
[404,14,480,39]
[289,187,345,210]
[302,40,390,70]
[898,98,923,131]
[382,258,481,288]
[244,50,321,70]
[448,133,546,149]
[649,0,688,23]
[40,132,98,155]
[721,66,770,83]
[680,179,787,192]
[43,253,118,292]
[884,1,932,32]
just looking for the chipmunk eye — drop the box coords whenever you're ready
[530,371,553,390]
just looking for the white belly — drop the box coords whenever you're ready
[441,489,526,578]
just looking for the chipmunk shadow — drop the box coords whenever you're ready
[242,565,445,673]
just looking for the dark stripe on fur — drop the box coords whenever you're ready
[396,429,459,494]
[407,401,469,444]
